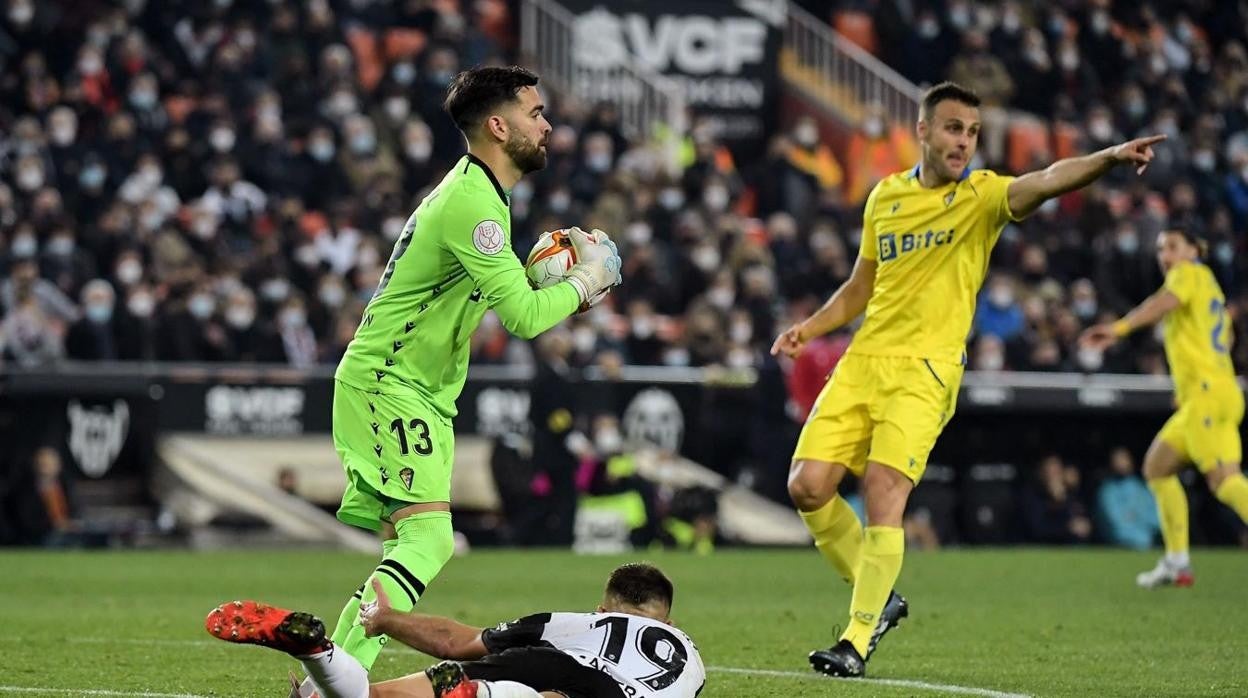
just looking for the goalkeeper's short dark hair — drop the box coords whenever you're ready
[606,563,675,610]
[921,81,981,120]
[443,66,540,134]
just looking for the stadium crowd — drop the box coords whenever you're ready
[0,0,1245,376]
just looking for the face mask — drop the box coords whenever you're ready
[595,429,623,454]
[549,191,571,214]
[864,118,884,139]
[295,245,321,268]
[512,180,533,203]
[627,222,652,246]
[116,260,143,285]
[310,139,335,162]
[384,97,409,122]
[358,246,381,268]
[633,317,654,339]
[127,293,155,318]
[140,211,164,232]
[1192,151,1215,172]
[79,166,104,191]
[328,92,358,117]
[1216,243,1234,264]
[430,70,454,87]
[1126,99,1146,119]
[988,287,1014,308]
[1002,11,1020,32]
[405,141,432,162]
[383,216,406,241]
[188,294,215,319]
[1116,233,1139,254]
[279,308,306,329]
[236,30,256,51]
[730,321,752,344]
[9,2,33,25]
[1089,119,1112,141]
[1048,15,1065,36]
[978,351,1004,371]
[572,326,596,354]
[586,152,612,173]
[1059,51,1078,71]
[319,284,345,307]
[659,188,684,210]
[17,167,44,192]
[349,132,376,155]
[392,62,416,85]
[11,235,37,257]
[1073,299,1097,319]
[47,237,74,256]
[663,347,691,367]
[1077,347,1103,371]
[917,19,939,39]
[260,279,290,302]
[210,128,235,152]
[795,123,818,147]
[86,303,113,324]
[1090,12,1110,35]
[130,89,157,110]
[225,306,255,329]
[79,54,103,75]
[193,217,217,239]
[949,6,970,29]
[708,286,734,310]
[703,186,729,212]
[726,348,753,369]
[692,246,721,272]
[51,125,76,147]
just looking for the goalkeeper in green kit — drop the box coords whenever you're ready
[316,66,622,673]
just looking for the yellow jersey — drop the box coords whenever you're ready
[851,166,1018,364]
[1162,261,1237,403]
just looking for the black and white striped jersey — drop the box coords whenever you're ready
[481,611,706,698]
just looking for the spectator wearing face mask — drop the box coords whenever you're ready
[946,31,1013,166]
[1095,222,1162,314]
[780,117,844,222]
[2,257,78,325]
[270,295,318,367]
[156,284,230,362]
[116,284,159,361]
[0,282,66,367]
[1096,447,1159,550]
[974,274,1025,342]
[220,287,266,363]
[1008,28,1058,118]
[65,279,119,360]
[845,106,918,205]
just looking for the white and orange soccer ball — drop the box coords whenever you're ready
[525,229,577,289]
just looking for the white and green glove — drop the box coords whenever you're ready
[564,226,622,307]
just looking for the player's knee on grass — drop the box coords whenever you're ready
[862,463,912,527]
[788,460,842,511]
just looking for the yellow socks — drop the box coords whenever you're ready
[1148,476,1189,556]
[1214,473,1248,522]
[799,496,863,584]
[842,526,904,657]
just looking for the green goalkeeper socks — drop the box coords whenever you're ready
[333,512,455,670]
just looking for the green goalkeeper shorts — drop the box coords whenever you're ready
[332,380,455,532]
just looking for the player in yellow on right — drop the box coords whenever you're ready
[1081,229,1246,588]
[772,80,1165,678]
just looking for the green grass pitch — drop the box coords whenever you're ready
[1,548,1244,697]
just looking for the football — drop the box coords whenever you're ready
[525,229,577,289]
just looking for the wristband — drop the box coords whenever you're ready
[1111,319,1131,338]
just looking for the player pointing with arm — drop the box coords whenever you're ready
[274,66,623,678]
[770,81,1163,677]
[1081,230,1246,588]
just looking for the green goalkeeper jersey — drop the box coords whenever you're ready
[335,154,580,419]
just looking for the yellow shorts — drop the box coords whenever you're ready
[1157,382,1245,473]
[792,353,963,483]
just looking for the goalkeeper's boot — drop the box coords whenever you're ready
[1135,558,1194,589]
[205,600,328,656]
[427,661,478,698]
[809,639,866,678]
[865,590,909,660]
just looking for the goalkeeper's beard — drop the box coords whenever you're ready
[504,132,546,174]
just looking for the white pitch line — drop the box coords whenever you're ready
[0,687,213,698]
[707,666,1032,698]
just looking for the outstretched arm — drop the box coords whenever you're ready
[359,578,489,660]
[771,256,877,358]
[1080,289,1181,350]
[1007,135,1166,219]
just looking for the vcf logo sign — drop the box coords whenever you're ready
[878,229,956,262]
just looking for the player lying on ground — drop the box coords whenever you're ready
[322,62,622,678]
[206,562,705,698]
[770,80,1164,677]
[1081,229,1248,588]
